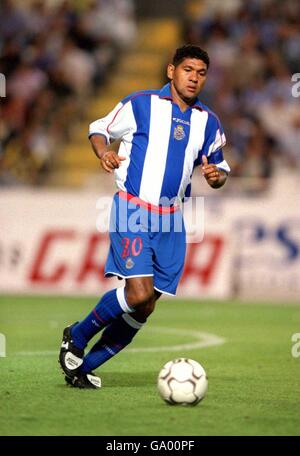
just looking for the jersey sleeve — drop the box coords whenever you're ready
[89,99,135,144]
[201,113,230,173]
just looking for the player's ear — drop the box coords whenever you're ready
[167,63,175,81]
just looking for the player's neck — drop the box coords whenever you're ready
[170,84,195,113]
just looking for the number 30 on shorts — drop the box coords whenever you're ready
[121,237,143,259]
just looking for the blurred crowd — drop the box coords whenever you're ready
[183,0,300,192]
[1,0,299,192]
[0,0,136,185]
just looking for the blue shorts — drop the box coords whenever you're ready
[104,192,186,295]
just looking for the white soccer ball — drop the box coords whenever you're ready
[157,358,208,405]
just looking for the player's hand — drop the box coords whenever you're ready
[100,151,126,173]
[201,155,221,185]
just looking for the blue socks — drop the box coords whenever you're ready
[80,314,144,373]
[71,288,134,350]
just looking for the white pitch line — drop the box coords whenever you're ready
[15,327,225,356]
[127,327,225,353]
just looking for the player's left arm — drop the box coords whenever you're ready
[200,114,230,189]
[201,155,228,188]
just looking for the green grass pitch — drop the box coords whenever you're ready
[0,295,300,436]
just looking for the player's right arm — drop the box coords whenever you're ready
[89,99,135,173]
[89,134,125,173]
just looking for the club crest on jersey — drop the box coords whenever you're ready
[174,125,185,140]
[125,257,135,269]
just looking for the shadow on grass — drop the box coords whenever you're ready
[55,371,157,389]
[100,371,157,388]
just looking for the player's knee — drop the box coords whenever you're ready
[134,300,156,322]
[125,285,155,309]
[141,299,156,316]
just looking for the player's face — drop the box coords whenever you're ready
[167,58,207,103]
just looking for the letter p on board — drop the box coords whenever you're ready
[0,74,6,98]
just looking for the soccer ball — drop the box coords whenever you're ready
[157,358,208,405]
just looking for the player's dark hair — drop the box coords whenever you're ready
[172,44,210,68]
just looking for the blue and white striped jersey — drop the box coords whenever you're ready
[89,83,230,205]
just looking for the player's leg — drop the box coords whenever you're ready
[59,191,153,378]
[78,278,161,375]
[75,208,187,381]
[59,229,153,374]
[152,210,186,296]
[60,278,160,388]
[68,194,156,352]
[59,193,156,386]
[59,285,134,380]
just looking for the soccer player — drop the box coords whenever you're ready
[59,44,230,388]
